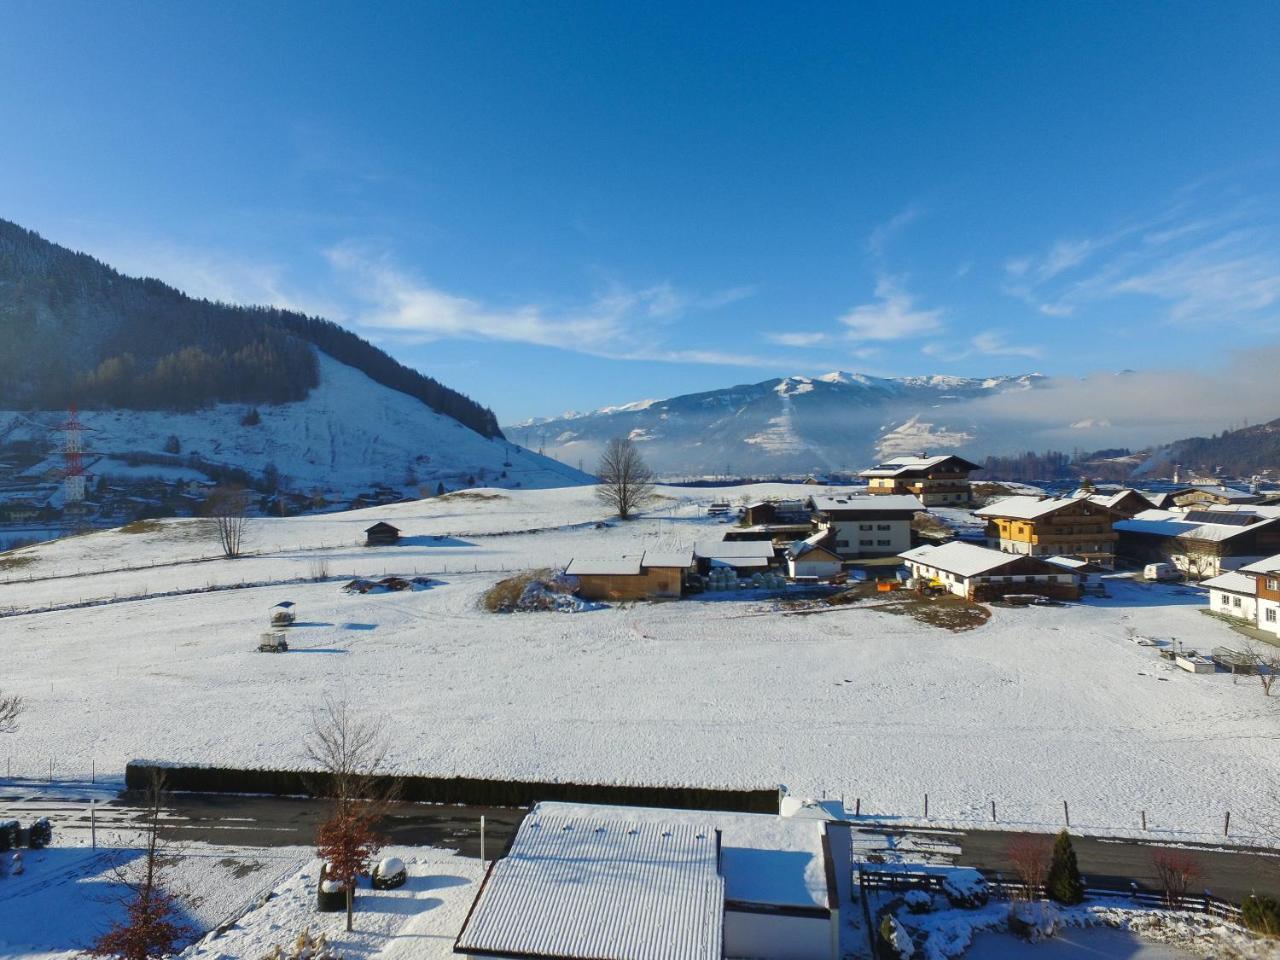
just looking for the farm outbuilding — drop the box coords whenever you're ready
[364,521,402,546]
[1202,570,1258,622]
[900,541,1081,601]
[565,549,693,601]
[786,532,843,580]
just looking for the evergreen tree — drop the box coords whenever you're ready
[1046,829,1084,904]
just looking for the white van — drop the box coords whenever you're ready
[1144,562,1181,582]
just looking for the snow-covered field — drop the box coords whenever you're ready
[2,484,1279,843]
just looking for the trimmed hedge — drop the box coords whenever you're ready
[125,762,777,813]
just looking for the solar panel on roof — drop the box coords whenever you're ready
[1183,510,1254,526]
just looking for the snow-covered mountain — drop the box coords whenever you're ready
[2,351,591,501]
[506,372,1045,477]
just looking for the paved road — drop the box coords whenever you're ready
[4,791,1276,902]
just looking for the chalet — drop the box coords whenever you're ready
[858,454,982,506]
[1114,509,1280,578]
[1239,555,1280,638]
[974,496,1118,568]
[364,521,402,546]
[453,800,840,960]
[1169,484,1261,508]
[900,541,1081,601]
[785,532,843,580]
[565,549,693,601]
[729,499,816,546]
[808,494,921,560]
[1202,570,1259,623]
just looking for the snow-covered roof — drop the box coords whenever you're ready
[693,539,776,559]
[788,530,837,559]
[1201,571,1257,595]
[1084,489,1150,510]
[532,801,830,910]
[565,556,644,576]
[1240,554,1280,576]
[810,494,923,514]
[709,556,770,569]
[454,812,724,960]
[1182,484,1256,502]
[858,454,977,477]
[1178,517,1277,543]
[973,495,1097,520]
[899,541,1045,578]
[1044,555,1088,570]
[642,549,694,569]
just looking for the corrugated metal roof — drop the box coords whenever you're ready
[455,814,724,960]
[642,549,694,569]
[566,556,644,576]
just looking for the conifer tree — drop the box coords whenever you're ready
[1046,829,1084,904]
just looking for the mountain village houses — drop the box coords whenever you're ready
[974,495,1120,568]
[858,453,981,505]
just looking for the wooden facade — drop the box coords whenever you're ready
[860,455,982,507]
[574,565,685,601]
[979,498,1118,568]
[364,521,402,546]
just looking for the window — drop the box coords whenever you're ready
[859,524,872,531]
[877,524,891,531]
[1233,597,1242,608]
[1269,578,1279,591]
[877,539,891,546]
[1221,594,1231,606]
[860,539,873,546]
[1267,608,1277,624]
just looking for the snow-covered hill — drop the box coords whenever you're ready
[2,350,591,500]
[507,371,1044,477]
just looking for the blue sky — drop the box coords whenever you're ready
[3,2,1279,423]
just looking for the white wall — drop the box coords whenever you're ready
[724,909,832,960]
[1259,597,1280,637]
[789,555,842,579]
[1209,587,1257,623]
[826,519,911,558]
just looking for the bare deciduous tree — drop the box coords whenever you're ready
[0,691,22,734]
[1152,848,1202,908]
[595,437,655,520]
[1005,834,1051,901]
[304,693,395,931]
[89,770,193,959]
[204,484,250,558]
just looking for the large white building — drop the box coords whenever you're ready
[808,494,921,560]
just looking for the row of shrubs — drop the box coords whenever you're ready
[124,762,777,813]
[0,817,51,851]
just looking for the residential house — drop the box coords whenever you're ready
[1239,555,1280,638]
[453,800,840,960]
[1170,484,1261,508]
[808,494,921,560]
[729,499,816,546]
[1202,570,1259,623]
[900,541,1081,601]
[786,532,843,580]
[974,496,1118,568]
[1114,509,1280,578]
[566,549,693,601]
[858,454,982,506]
[1085,488,1156,519]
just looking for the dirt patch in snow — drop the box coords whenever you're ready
[438,491,509,503]
[871,595,991,632]
[120,519,166,534]
[0,552,35,571]
[482,568,554,612]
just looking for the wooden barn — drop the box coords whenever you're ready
[565,549,693,601]
[364,521,402,546]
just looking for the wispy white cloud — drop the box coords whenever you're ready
[867,204,925,257]
[1003,189,1280,328]
[922,330,1042,362]
[839,275,945,341]
[765,331,831,347]
[326,245,780,367]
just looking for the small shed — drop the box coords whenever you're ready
[565,550,691,601]
[786,532,843,580]
[364,521,402,546]
[270,601,296,626]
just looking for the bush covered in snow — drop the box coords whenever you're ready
[880,913,915,957]
[26,817,51,849]
[482,569,605,613]
[904,889,934,914]
[1008,901,1059,942]
[941,868,988,908]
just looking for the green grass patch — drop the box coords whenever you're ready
[120,519,166,534]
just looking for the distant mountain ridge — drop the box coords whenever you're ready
[507,372,1045,477]
[0,218,501,437]
[1145,417,1280,478]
